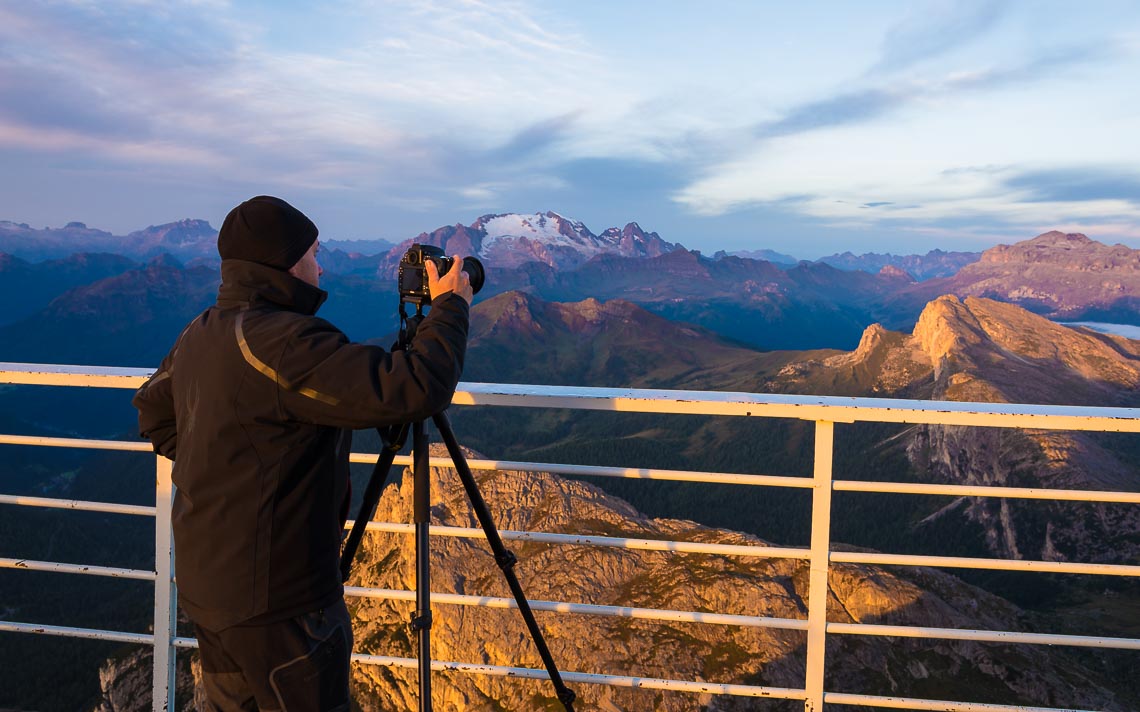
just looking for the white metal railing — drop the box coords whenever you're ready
[2,362,1139,712]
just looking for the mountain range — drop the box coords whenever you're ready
[0,211,978,280]
[7,213,1136,350]
[2,212,1140,709]
[0,219,218,262]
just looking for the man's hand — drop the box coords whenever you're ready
[426,256,474,305]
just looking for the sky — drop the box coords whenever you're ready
[1,0,1139,258]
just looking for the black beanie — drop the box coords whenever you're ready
[217,196,318,270]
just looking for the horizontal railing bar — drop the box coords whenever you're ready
[350,653,807,699]
[350,453,1140,503]
[0,363,152,389]
[831,551,1140,577]
[346,521,807,559]
[347,452,814,488]
[0,620,154,645]
[827,622,1140,650]
[4,364,1140,431]
[835,479,1140,504]
[0,557,157,580]
[0,433,152,452]
[4,433,1134,506]
[451,383,1140,432]
[344,587,808,631]
[173,636,199,649]
[0,494,156,516]
[822,691,1097,712]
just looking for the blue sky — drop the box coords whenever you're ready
[1,0,1138,258]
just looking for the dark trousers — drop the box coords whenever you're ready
[195,599,353,712]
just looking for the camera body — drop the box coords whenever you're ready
[398,243,484,306]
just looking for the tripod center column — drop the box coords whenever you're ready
[411,419,434,711]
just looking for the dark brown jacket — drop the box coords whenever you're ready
[133,259,469,631]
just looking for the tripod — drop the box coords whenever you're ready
[339,310,576,712]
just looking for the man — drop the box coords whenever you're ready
[134,195,472,711]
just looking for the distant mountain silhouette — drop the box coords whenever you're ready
[0,251,136,327]
[0,219,217,262]
[817,248,981,280]
[0,255,218,366]
[714,247,799,264]
[539,250,910,350]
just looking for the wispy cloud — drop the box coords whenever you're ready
[752,43,1110,141]
[676,34,1132,245]
[1004,168,1140,205]
[2,2,1139,251]
[491,113,582,162]
[0,1,610,191]
[872,0,1010,73]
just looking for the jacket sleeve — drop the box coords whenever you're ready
[276,293,470,429]
[133,348,178,459]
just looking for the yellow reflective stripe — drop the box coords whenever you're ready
[234,311,340,407]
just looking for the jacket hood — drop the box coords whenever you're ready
[217,259,327,315]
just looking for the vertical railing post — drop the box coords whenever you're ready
[804,420,835,712]
[153,456,176,711]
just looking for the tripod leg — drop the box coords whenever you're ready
[340,424,410,582]
[432,411,576,712]
[411,419,433,712]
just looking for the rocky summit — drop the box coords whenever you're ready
[770,295,1140,565]
[889,231,1140,324]
[383,211,685,272]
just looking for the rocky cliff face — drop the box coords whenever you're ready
[772,295,1140,565]
[94,647,202,712]
[96,450,1132,710]
[339,456,1132,710]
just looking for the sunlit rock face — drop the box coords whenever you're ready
[769,294,1140,566]
[96,444,1129,709]
[339,448,1124,711]
[890,231,1140,323]
[95,647,203,712]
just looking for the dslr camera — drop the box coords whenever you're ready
[398,243,485,307]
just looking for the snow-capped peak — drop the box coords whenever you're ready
[458,211,682,270]
[477,212,595,251]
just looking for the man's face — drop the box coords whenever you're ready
[289,240,323,288]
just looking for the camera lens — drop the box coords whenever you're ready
[462,256,485,295]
